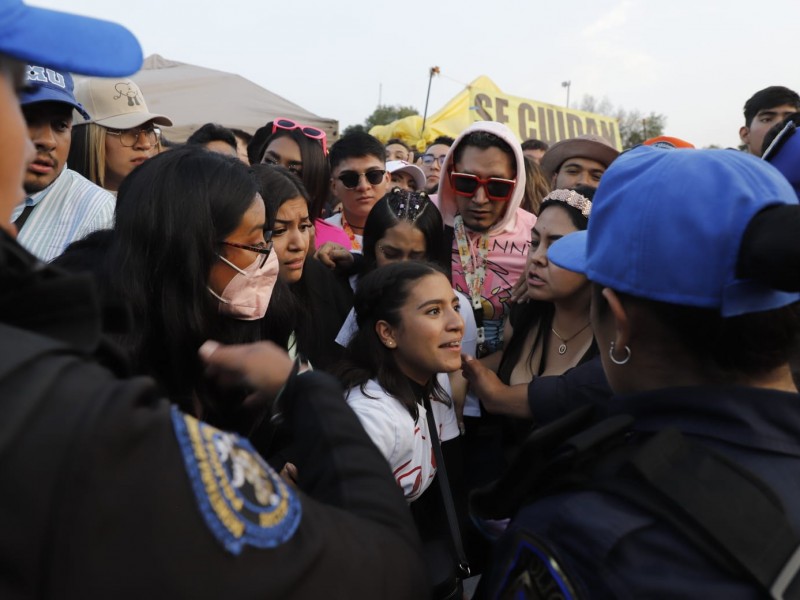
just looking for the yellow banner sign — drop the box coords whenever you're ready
[470,90,622,150]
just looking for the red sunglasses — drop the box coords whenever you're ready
[272,118,328,155]
[449,171,516,202]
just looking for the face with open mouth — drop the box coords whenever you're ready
[526,204,589,302]
[378,272,464,385]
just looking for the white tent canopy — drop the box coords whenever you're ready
[131,54,338,143]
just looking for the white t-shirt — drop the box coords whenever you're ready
[346,378,459,502]
[323,213,363,253]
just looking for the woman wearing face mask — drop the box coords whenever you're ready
[253,164,351,370]
[69,77,172,193]
[97,146,292,428]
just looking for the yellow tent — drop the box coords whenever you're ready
[370,76,621,151]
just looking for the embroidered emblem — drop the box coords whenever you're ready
[113,81,142,106]
[171,406,301,554]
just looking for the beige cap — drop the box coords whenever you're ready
[75,77,172,129]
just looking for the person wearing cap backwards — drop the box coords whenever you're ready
[476,146,800,599]
[68,75,173,193]
[10,66,115,262]
[540,133,620,190]
[0,2,427,598]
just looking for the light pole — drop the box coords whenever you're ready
[561,80,571,108]
[421,66,440,140]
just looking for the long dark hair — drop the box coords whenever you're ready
[248,122,331,221]
[102,146,290,412]
[334,261,450,421]
[252,163,322,361]
[361,188,447,274]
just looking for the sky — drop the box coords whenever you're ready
[37,0,800,149]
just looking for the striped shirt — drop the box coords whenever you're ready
[11,167,114,262]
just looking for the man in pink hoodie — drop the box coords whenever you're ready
[437,121,536,569]
[438,121,536,359]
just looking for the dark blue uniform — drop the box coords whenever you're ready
[484,385,800,598]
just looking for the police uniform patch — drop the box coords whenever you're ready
[496,531,578,599]
[171,406,301,555]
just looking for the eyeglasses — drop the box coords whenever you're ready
[272,118,328,155]
[449,171,516,202]
[221,236,274,268]
[336,169,386,189]
[106,126,161,147]
[421,154,446,167]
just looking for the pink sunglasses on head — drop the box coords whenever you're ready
[272,118,328,155]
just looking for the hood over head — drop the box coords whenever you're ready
[437,121,527,235]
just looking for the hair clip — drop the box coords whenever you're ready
[388,189,431,223]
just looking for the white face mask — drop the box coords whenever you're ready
[208,250,279,320]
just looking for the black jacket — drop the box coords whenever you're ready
[0,231,426,599]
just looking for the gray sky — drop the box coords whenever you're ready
[38,0,800,148]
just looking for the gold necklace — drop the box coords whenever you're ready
[550,322,591,355]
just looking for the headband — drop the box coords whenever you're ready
[542,189,592,218]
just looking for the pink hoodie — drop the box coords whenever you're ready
[437,121,536,337]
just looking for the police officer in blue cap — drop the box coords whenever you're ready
[476,145,800,599]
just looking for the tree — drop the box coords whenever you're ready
[579,95,666,149]
[342,123,366,136]
[364,104,419,130]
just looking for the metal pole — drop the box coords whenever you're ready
[561,80,571,108]
[421,66,440,140]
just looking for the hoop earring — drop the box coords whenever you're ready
[609,341,631,365]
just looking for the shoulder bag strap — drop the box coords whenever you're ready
[423,395,471,579]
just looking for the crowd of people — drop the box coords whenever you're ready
[2,2,800,598]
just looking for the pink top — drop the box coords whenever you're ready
[314,218,351,250]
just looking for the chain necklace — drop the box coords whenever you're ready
[550,322,591,355]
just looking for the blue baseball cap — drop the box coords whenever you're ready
[548,145,800,317]
[20,66,89,119]
[0,0,142,77]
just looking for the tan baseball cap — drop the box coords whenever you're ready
[74,77,172,129]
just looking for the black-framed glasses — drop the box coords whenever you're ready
[421,153,446,167]
[449,171,516,202]
[336,169,386,189]
[221,237,274,268]
[106,125,161,147]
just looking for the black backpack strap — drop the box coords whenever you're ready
[595,428,800,600]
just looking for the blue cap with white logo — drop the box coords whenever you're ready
[548,145,800,317]
[20,66,90,119]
